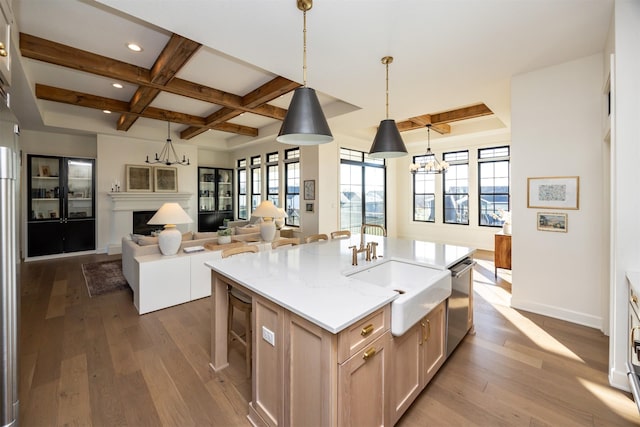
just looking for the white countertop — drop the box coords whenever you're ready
[206,234,475,334]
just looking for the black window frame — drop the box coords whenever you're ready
[237,158,247,220]
[442,150,469,225]
[478,146,510,227]
[284,148,300,227]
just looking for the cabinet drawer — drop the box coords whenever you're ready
[338,305,390,363]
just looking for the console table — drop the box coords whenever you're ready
[494,233,512,277]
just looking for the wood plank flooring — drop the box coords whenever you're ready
[18,251,640,426]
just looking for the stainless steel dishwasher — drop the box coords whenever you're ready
[447,257,476,357]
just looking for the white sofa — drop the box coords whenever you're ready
[122,231,219,291]
[121,226,262,314]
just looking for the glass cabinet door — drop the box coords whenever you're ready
[66,158,94,219]
[217,169,233,211]
[199,167,216,212]
[29,156,61,221]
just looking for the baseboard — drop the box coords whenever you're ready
[610,366,631,392]
[107,243,122,255]
[23,249,96,263]
[510,297,603,330]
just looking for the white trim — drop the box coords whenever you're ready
[510,297,603,329]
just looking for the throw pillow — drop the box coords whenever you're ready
[236,225,259,235]
[194,231,218,240]
[138,235,159,246]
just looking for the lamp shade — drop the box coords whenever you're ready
[277,87,333,145]
[252,200,281,219]
[147,203,193,225]
[368,119,408,159]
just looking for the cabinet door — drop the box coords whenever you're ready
[422,301,446,385]
[65,158,94,220]
[338,331,390,427]
[216,168,233,212]
[27,221,64,257]
[494,234,511,270]
[28,155,62,222]
[198,167,216,212]
[390,323,422,424]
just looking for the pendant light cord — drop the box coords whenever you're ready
[385,60,389,119]
[302,9,307,87]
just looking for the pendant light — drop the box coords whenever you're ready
[409,124,449,174]
[277,0,333,145]
[369,56,408,159]
[145,121,190,166]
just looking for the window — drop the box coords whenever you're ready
[284,148,300,226]
[266,152,279,207]
[443,150,469,225]
[251,156,261,212]
[237,159,247,219]
[478,146,510,226]
[339,148,386,234]
[412,155,436,222]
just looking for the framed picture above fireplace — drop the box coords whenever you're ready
[126,165,153,192]
[154,166,178,192]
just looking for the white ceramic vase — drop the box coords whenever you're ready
[218,235,231,244]
[502,223,512,235]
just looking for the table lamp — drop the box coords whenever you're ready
[252,200,281,242]
[147,202,193,255]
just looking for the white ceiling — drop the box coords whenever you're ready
[11,0,613,151]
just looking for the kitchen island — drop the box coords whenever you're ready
[206,235,475,426]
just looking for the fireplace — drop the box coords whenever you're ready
[133,210,163,235]
[107,192,193,254]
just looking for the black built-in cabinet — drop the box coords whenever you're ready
[27,155,96,257]
[198,167,234,231]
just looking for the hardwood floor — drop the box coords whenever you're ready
[18,251,639,426]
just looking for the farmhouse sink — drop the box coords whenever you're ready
[346,260,451,336]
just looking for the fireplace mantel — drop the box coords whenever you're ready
[107,192,193,254]
[108,192,192,211]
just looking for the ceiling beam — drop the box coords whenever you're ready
[396,103,493,133]
[35,84,258,136]
[180,77,300,140]
[118,33,202,131]
[20,33,292,122]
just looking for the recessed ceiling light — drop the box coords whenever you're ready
[127,43,142,52]
[112,83,123,89]
[103,110,111,114]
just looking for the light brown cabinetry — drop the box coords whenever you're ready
[494,233,512,276]
[390,300,446,424]
[248,294,391,427]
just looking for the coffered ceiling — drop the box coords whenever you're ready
[11,0,613,151]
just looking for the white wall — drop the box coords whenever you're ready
[96,133,199,253]
[609,0,640,391]
[511,53,605,329]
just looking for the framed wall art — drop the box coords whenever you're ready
[537,212,568,233]
[527,176,579,209]
[305,202,314,213]
[304,179,315,200]
[154,166,178,192]
[125,165,153,192]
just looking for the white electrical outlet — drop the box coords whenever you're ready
[262,326,275,346]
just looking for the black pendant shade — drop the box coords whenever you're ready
[277,87,333,145]
[368,119,408,159]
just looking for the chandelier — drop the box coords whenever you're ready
[145,121,190,166]
[409,124,449,174]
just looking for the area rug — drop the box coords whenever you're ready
[82,260,129,297]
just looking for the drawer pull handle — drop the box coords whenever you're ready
[426,319,431,342]
[632,295,638,304]
[363,347,377,360]
[420,321,426,345]
[361,324,374,337]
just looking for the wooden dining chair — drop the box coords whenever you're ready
[305,233,328,243]
[221,244,258,377]
[330,230,351,239]
[361,223,387,237]
[272,237,300,249]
